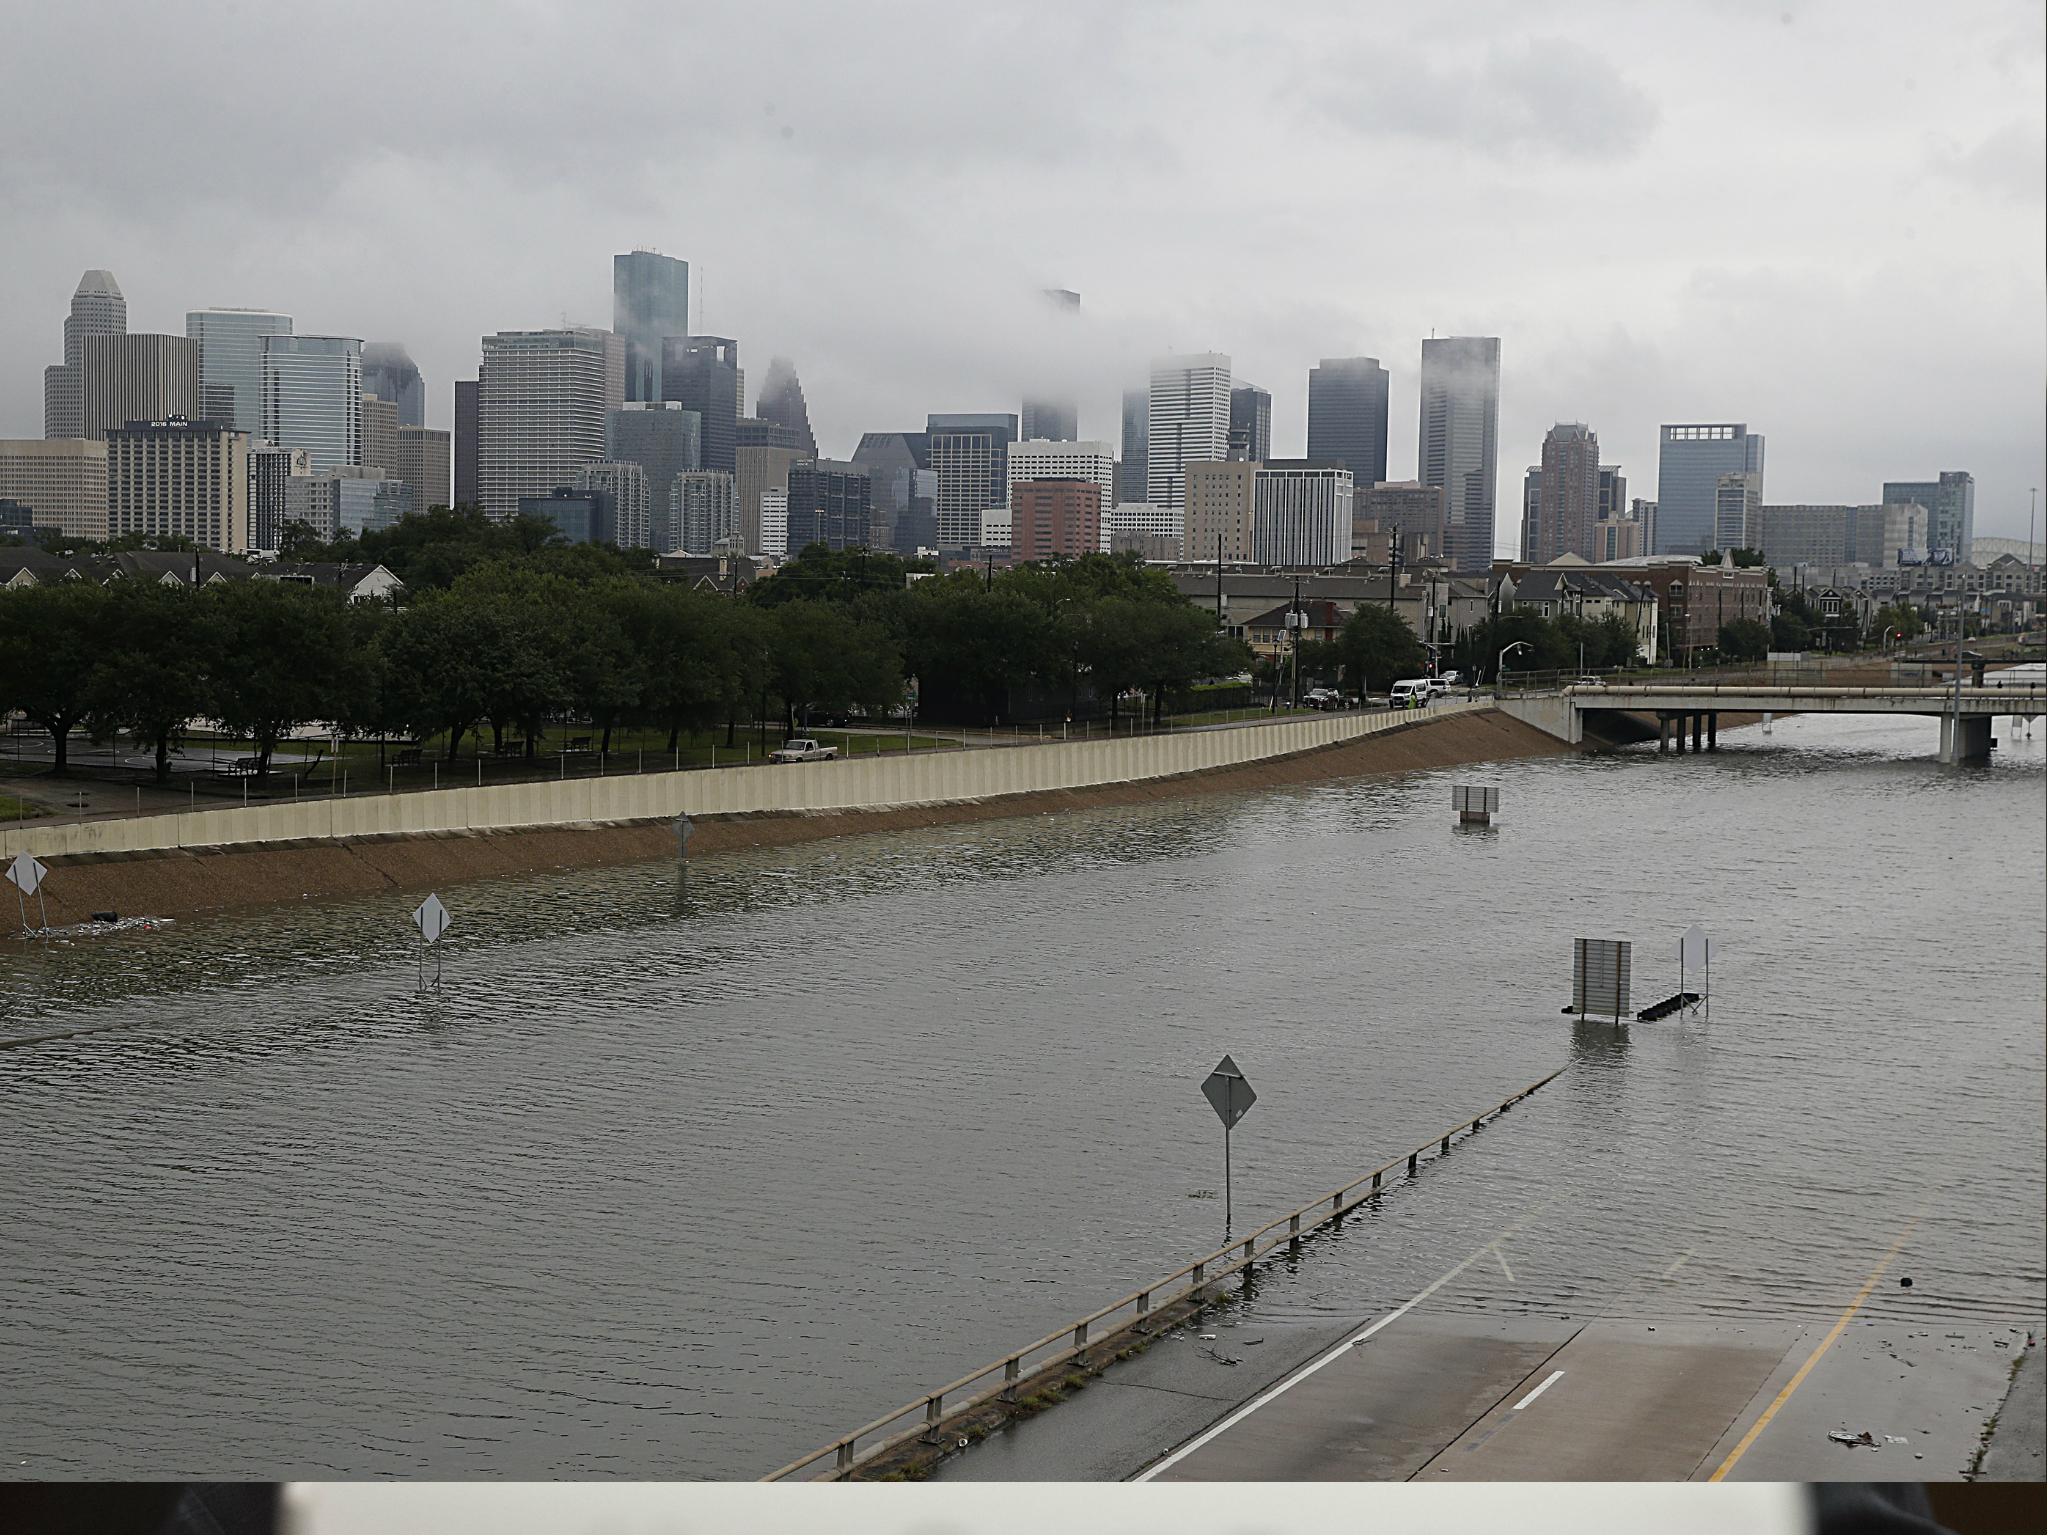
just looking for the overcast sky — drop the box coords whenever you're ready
[3,0,2042,547]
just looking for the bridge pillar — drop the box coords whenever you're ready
[1690,714,1703,753]
[1708,712,1718,751]
[1657,712,1669,754]
[1939,714,1992,765]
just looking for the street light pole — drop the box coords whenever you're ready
[1498,639,1531,689]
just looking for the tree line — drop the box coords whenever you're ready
[0,518,1250,780]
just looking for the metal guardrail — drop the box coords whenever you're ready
[760,1067,1565,1482]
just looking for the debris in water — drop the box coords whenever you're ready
[1827,1429,1878,1449]
[1198,1333,1217,1341]
[1899,1277,1912,1288]
[1243,1337,1264,1346]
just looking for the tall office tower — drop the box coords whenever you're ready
[1534,422,1601,563]
[737,415,805,450]
[1306,357,1389,482]
[44,270,127,439]
[1011,480,1101,559]
[361,342,426,427]
[1229,384,1272,464]
[927,413,1016,506]
[186,308,292,437]
[1630,498,1658,552]
[662,336,739,473]
[673,470,738,552]
[1597,464,1627,522]
[79,334,200,441]
[574,461,650,548]
[0,438,109,541]
[1021,288,1082,442]
[283,468,410,542]
[607,401,701,551]
[1357,481,1448,560]
[1184,460,1258,564]
[1654,423,1765,555]
[614,250,690,404]
[1590,515,1645,562]
[1252,462,1353,567]
[393,426,451,517]
[927,413,1018,549]
[1520,467,1543,562]
[784,460,873,552]
[1417,336,1501,569]
[260,334,364,472]
[735,445,808,555]
[1007,439,1115,519]
[1146,353,1231,511]
[755,357,817,456]
[106,416,251,553]
[521,486,614,546]
[1881,472,1975,561]
[1118,386,1149,503]
[454,380,479,506]
[361,393,401,477]
[1103,502,1182,560]
[478,327,625,521]
[249,442,310,552]
[1715,471,1762,551]
[851,431,932,553]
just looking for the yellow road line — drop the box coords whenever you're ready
[1707,1212,1924,1482]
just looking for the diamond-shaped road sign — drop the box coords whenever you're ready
[6,851,47,897]
[411,892,451,945]
[676,814,694,849]
[1202,1054,1257,1130]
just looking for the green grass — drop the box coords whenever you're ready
[0,794,45,820]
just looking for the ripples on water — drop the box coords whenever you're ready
[0,711,2041,1478]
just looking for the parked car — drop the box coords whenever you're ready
[1425,677,1449,698]
[1388,679,1432,709]
[1304,687,1343,710]
[1570,676,1605,689]
[769,737,838,763]
[1438,669,1462,687]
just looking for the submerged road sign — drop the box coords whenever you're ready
[411,893,451,944]
[7,852,46,896]
[1201,1055,1257,1240]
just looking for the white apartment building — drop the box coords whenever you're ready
[1146,353,1231,511]
[1252,462,1354,567]
[1007,439,1115,519]
[674,469,739,554]
[756,487,788,558]
[0,438,109,540]
[187,308,292,436]
[478,328,625,522]
[576,461,651,550]
[1103,501,1182,558]
[978,507,1012,548]
[261,334,363,473]
[107,417,251,554]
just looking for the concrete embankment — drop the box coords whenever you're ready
[18,709,1563,926]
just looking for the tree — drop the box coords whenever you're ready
[202,580,361,773]
[86,580,210,783]
[1717,617,1772,661]
[377,591,505,760]
[767,600,902,730]
[750,544,930,607]
[1334,604,1427,695]
[1769,612,1812,653]
[1728,547,1767,568]
[0,580,109,774]
[1130,602,1238,724]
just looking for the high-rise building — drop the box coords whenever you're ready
[1520,467,1543,563]
[521,485,614,547]
[735,445,809,555]
[361,393,401,478]
[614,250,690,404]
[736,415,807,451]
[285,467,411,541]
[607,402,701,551]
[1306,357,1389,483]
[673,470,738,553]
[453,380,479,507]
[784,460,872,551]
[1184,460,1258,564]
[1011,480,1101,559]
[361,342,426,427]
[107,416,251,553]
[478,327,624,521]
[44,270,127,439]
[1229,384,1272,464]
[758,489,789,559]
[662,335,738,474]
[1753,503,1902,570]
[1715,471,1762,552]
[1417,336,1501,569]
[1654,423,1765,555]
[186,308,292,437]
[1590,516,1645,562]
[1881,472,1975,561]
[573,462,649,548]
[1021,288,1081,443]
[80,335,199,442]
[756,358,817,456]
[1534,422,1601,564]
[1006,439,1115,519]
[1357,481,1448,561]
[0,438,109,541]
[1253,462,1353,567]
[1146,354,1231,511]
[1118,387,1149,504]
[248,443,310,552]
[851,431,932,554]
[1630,498,1659,552]
[927,413,1018,549]
[260,334,364,473]
[393,426,451,518]
[1103,502,1182,560]
[1597,464,1627,522]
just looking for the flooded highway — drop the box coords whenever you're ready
[1,709,2041,1480]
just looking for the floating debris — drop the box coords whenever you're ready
[30,915,174,941]
[1827,1429,1879,1449]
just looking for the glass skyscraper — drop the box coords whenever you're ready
[260,334,363,473]
[1417,337,1500,570]
[1306,357,1389,483]
[1881,472,1974,562]
[614,250,690,404]
[1654,423,1765,556]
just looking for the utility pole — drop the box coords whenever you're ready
[1290,574,1304,710]
[1387,521,1402,614]
[1215,532,1224,624]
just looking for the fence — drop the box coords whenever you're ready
[761,1067,1565,1482]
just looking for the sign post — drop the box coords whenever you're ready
[411,892,451,990]
[6,850,48,937]
[1680,925,1712,1018]
[1200,1054,1257,1241]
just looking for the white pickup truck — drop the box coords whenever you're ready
[769,737,838,764]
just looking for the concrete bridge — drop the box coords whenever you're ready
[1499,683,2047,764]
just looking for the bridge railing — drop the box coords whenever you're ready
[759,1068,1565,1483]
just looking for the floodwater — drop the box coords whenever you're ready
[0,708,2041,1480]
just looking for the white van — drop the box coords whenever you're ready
[1389,679,1431,709]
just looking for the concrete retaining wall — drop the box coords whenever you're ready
[3,701,1488,862]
